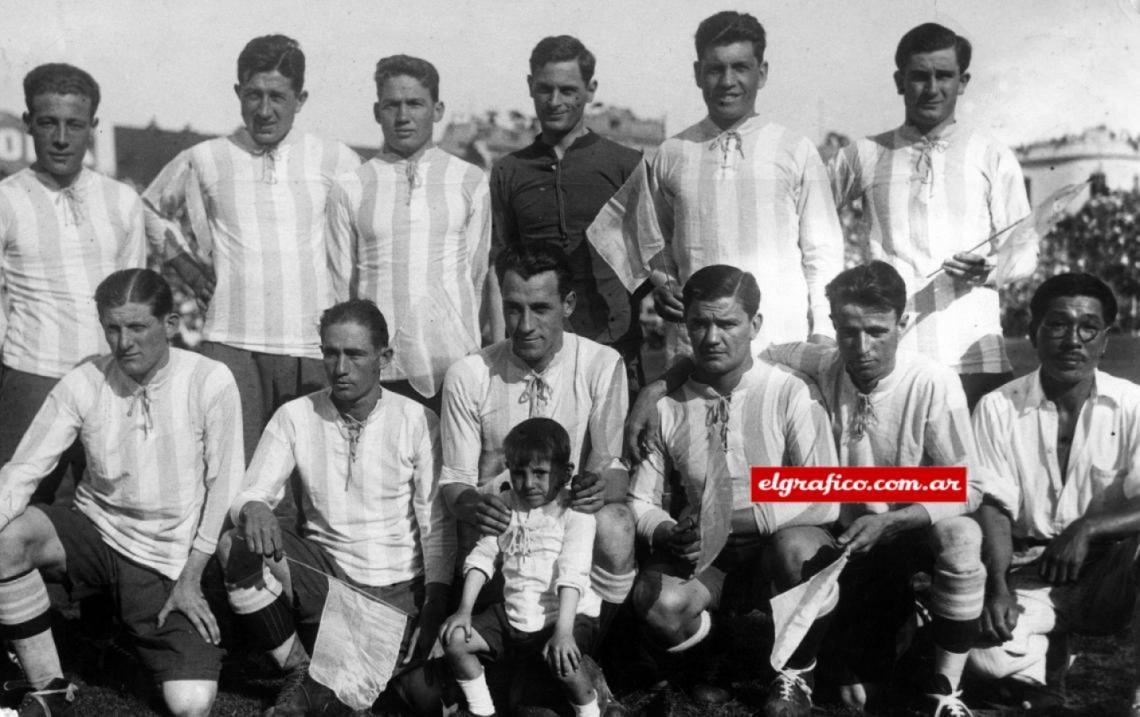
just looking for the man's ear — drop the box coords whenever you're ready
[750,312,764,340]
[562,290,577,319]
[378,346,395,370]
[432,100,446,123]
[893,70,905,95]
[164,313,181,341]
[693,60,702,89]
[295,89,309,110]
[958,72,971,94]
[896,311,911,333]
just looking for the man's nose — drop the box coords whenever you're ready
[335,355,349,374]
[855,333,871,354]
[52,124,69,147]
[256,96,273,117]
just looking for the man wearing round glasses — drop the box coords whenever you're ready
[970,273,1140,711]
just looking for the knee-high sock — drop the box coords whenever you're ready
[456,670,495,716]
[785,580,839,671]
[930,520,986,690]
[226,563,296,663]
[0,570,61,688]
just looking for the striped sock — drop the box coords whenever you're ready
[0,570,61,688]
[226,564,296,657]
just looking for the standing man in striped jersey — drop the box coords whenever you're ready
[327,54,496,415]
[0,269,243,716]
[0,63,147,504]
[627,265,839,716]
[218,299,452,716]
[596,11,844,357]
[828,23,1034,409]
[145,35,361,463]
[491,36,642,354]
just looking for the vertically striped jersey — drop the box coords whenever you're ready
[762,342,982,525]
[628,360,839,543]
[637,117,844,346]
[440,334,627,492]
[144,129,361,358]
[327,147,491,397]
[0,349,244,579]
[0,168,146,378]
[829,123,1033,373]
[232,389,453,587]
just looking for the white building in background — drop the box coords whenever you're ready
[1016,126,1140,203]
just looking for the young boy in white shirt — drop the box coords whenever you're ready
[440,417,603,717]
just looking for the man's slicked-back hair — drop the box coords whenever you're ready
[24,63,101,117]
[682,264,761,317]
[504,417,572,471]
[1028,273,1118,335]
[826,261,908,318]
[95,269,174,320]
[238,34,306,93]
[494,243,574,299]
[374,55,440,102]
[894,23,972,73]
[695,11,766,63]
[319,299,390,349]
[529,35,597,84]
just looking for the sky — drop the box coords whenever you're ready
[1,0,1138,162]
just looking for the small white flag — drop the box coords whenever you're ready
[309,580,410,711]
[769,550,849,671]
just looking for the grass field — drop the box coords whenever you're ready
[26,336,1140,715]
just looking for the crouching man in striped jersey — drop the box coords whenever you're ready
[0,269,244,716]
[627,265,840,717]
[761,262,986,716]
[217,299,453,716]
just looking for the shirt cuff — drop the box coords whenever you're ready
[439,466,478,488]
[634,508,671,546]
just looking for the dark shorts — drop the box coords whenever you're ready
[40,505,223,683]
[825,526,934,684]
[469,602,599,662]
[279,526,420,660]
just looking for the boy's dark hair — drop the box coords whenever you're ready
[24,63,101,117]
[825,261,908,318]
[95,269,174,319]
[1028,273,1118,336]
[682,264,761,317]
[529,36,596,84]
[374,55,440,102]
[695,11,766,63]
[894,23,972,73]
[238,34,306,92]
[494,243,573,299]
[319,299,390,349]
[503,417,572,471]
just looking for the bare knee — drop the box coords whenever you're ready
[592,504,635,571]
[162,680,217,717]
[637,579,702,643]
[931,516,983,573]
[764,526,834,588]
[0,510,60,579]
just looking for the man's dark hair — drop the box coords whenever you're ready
[374,55,440,102]
[319,299,390,349]
[695,11,766,63]
[494,243,574,299]
[95,269,174,319]
[504,417,572,471]
[1028,273,1118,336]
[24,63,101,117]
[238,35,306,93]
[826,261,908,318]
[894,23,972,73]
[529,36,596,84]
[682,264,761,317]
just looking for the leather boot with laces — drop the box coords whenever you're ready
[266,663,350,717]
[916,674,973,717]
[762,665,813,717]
[17,678,78,717]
